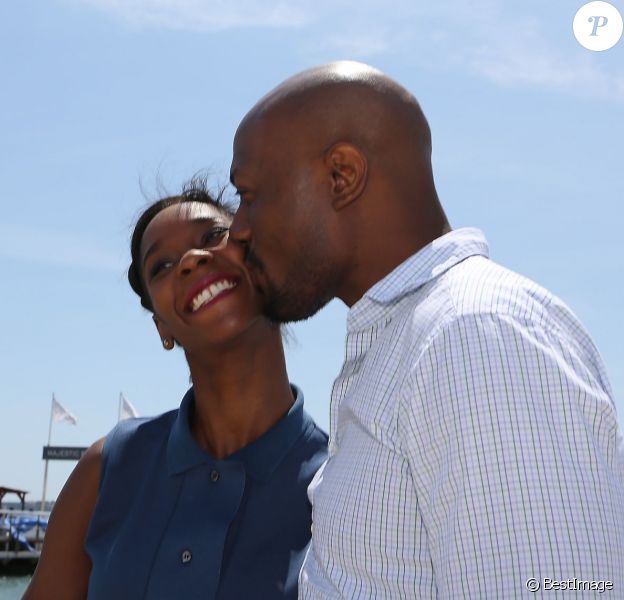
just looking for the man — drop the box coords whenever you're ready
[229,61,624,598]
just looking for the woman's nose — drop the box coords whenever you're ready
[176,248,213,277]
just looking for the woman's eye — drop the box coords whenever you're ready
[146,228,229,281]
[149,259,174,280]
[201,227,229,246]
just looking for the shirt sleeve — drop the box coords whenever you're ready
[398,312,624,598]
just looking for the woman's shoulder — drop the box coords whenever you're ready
[103,409,178,451]
[100,409,178,476]
[302,411,329,446]
[107,407,178,440]
[86,409,182,547]
[290,384,328,446]
[288,385,328,465]
[291,407,328,477]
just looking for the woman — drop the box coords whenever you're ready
[24,181,328,599]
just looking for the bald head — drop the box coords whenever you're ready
[237,61,433,179]
[229,61,449,313]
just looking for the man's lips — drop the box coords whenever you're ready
[183,273,240,313]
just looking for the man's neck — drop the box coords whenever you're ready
[339,221,451,307]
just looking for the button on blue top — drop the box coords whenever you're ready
[85,386,328,600]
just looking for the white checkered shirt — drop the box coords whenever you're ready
[299,228,624,598]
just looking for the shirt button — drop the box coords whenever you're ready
[210,469,220,482]
[181,549,192,564]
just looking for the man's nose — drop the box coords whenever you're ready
[229,209,252,244]
[176,249,213,277]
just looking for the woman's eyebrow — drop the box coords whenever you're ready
[189,216,221,226]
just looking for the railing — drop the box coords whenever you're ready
[0,509,50,563]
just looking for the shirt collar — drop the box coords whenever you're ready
[167,385,309,483]
[348,228,489,329]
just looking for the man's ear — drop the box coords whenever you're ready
[325,142,368,211]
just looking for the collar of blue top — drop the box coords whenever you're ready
[362,227,489,305]
[166,385,308,482]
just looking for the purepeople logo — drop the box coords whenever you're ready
[573,1,623,51]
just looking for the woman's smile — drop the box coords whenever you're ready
[184,273,240,314]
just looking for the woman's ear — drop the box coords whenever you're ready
[325,142,368,211]
[153,315,175,351]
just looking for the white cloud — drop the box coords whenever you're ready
[454,11,624,101]
[468,47,623,100]
[73,0,624,100]
[1,224,123,272]
[75,0,310,30]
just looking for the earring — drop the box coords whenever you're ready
[162,338,174,350]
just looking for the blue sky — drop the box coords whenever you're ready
[1,0,622,502]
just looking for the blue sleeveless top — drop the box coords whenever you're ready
[85,386,327,600]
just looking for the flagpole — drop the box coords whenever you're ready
[40,394,54,511]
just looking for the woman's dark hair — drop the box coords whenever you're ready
[128,176,234,312]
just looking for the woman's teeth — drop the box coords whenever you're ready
[191,280,237,312]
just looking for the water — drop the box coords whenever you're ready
[0,576,29,600]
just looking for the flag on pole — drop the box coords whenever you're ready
[51,395,78,425]
[119,393,139,420]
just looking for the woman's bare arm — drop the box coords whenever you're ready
[22,438,104,600]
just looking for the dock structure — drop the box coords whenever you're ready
[0,487,28,509]
[0,487,48,565]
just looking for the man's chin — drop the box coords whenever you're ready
[263,294,331,325]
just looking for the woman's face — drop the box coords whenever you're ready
[139,201,264,351]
